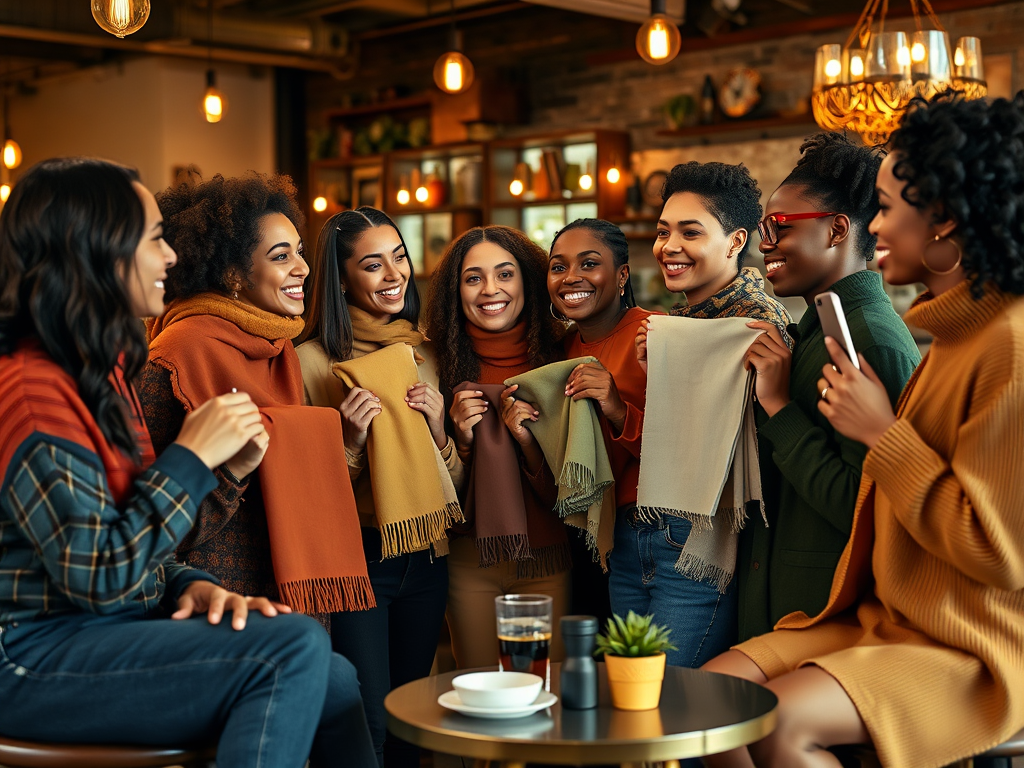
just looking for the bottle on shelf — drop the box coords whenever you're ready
[700,74,717,125]
[425,164,447,208]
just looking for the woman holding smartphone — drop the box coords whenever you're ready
[704,92,1024,768]
[737,134,920,641]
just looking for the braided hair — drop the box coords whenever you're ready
[781,132,884,259]
[550,218,637,308]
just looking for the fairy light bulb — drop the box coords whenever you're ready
[606,167,621,184]
[897,45,911,67]
[579,173,593,191]
[825,58,842,78]
[636,1,682,65]
[0,184,9,203]
[415,186,429,203]
[2,139,21,170]
[509,179,524,196]
[954,47,966,67]
[202,70,226,124]
[312,196,328,213]
[850,55,865,77]
[911,41,927,62]
[92,0,150,38]
[397,189,411,205]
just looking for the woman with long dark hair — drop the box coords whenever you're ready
[704,92,1024,768]
[298,207,462,768]
[424,225,569,669]
[0,158,374,767]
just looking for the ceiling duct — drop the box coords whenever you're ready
[519,0,684,25]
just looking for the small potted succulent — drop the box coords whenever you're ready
[595,611,676,710]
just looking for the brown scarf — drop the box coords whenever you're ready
[148,293,374,614]
[348,305,425,362]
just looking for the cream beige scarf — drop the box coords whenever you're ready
[333,343,463,558]
[636,315,765,592]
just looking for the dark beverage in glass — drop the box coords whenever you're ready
[498,628,552,677]
[495,595,553,685]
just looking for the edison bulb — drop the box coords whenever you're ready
[824,59,842,78]
[850,55,865,77]
[204,89,225,123]
[636,14,681,65]
[415,186,429,203]
[92,0,150,38]
[579,173,594,192]
[606,167,621,184]
[0,184,9,203]
[397,189,411,205]
[911,42,927,63]
[897,46,911,67]
[312,196,328,213]
[954,47,966,67]
[509,179,525,196]
[3,139,21,170]
[433,51,475,95]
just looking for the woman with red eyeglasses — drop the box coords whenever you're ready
[733,133,920,642]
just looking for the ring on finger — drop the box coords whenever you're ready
[820,386,830,402]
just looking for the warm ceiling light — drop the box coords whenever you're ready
[203,70,226,123]
[637,0,682,65]
[509,179,524,196]
[824,58,842,78]
[92,0,150,38]
[911,41,927,62]
[397,189,411,205]
[3,139,21,170]
[312,196,328,213]
[0,184,10,203]
[606,167,621,184]
[579,173,594,192]
[434,16,475,95]
[415,186,429,203]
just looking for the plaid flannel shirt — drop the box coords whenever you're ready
[0,435,219,625]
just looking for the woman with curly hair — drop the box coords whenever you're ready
[0,158,375,768]
[138,172,373,618]
[629,164,791,668]
[298,207,463,768]
[704,92,1024,768]
[737,134,920,642]
[423,225,569,669]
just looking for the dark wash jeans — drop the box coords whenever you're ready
[330,527,449,768]
[0,610,376,768]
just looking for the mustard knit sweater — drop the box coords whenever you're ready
[737,279,1024,768]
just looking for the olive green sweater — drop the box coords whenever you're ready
[737,270,921,640]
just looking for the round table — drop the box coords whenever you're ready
[385,663,777,766]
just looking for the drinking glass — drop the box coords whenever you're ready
[495,594,553,683]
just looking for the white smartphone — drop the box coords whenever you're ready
[814,291,860,370]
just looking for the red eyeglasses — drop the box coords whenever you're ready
[757,212,837,245]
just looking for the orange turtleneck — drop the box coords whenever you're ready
[466,319,536,385]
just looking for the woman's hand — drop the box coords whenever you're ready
[743,321,792,417]
[449,389,489,453]
[635,319,650,374]
[224,428,270,481]
[339,386,381,455]
[175,392,265,470]
[171,581,291,631]
[817,337,896,449]
[566,361,627,432]
[407,381,448,451]
[500,385,545,472]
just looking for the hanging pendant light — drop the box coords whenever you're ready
[200,3,227,124]
[811,0,986,145]
[92,0,150,38]
[433,1,475,95]
[2,95,20,170]
[637,0,682,65]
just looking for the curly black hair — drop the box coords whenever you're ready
[661,161,763,266]
[425,225,564,397]
[157,171,305,303]
[781,132,884,259]
[550,218,637,309]
[889,90,1024,297]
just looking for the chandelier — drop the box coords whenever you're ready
[812,0,987,145]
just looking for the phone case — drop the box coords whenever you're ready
[814,291,861,370]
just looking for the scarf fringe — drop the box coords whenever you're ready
[379,501,464,559]
[476,533,532,568]
[555,461,611,519]
[278,575,376,614]
[673,552,734,595]
[515,543,573,580]
[635,505,749,533]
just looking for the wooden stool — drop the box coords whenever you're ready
[0,736,216,768]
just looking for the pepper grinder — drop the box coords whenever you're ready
[560,615,598,709]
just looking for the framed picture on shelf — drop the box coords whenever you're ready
[351,166,382,209]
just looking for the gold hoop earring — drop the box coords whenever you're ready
[922,235,963,276]
[550,302,566,321]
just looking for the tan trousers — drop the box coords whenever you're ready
[446,536,572,670]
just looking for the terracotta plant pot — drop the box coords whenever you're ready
[604,653,667,710]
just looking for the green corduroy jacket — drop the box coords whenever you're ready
[737,270,922,641]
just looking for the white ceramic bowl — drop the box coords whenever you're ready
[452,671,543,709]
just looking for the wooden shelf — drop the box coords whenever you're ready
[656,114,817,145]
[386,204,485,216]
[491,196,599,209]
[323,96,431,120]
[310,155,383,169]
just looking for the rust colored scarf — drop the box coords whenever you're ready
[148,293,374,614]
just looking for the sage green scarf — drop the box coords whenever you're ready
[505,357,616,567]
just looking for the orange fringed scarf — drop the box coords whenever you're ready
[148,293,374,614]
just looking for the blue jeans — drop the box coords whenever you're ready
[608,512,737,668]
[330,528,449,768]
[0,610,375,768]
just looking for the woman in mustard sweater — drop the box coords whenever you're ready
[703,93,1024,768]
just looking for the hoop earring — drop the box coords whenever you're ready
[549,302,566,321]
[922,235,963,276]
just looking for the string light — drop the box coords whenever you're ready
[313,196,328,213]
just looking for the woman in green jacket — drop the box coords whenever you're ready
[737,133,921,640]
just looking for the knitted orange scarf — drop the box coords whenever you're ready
[148,293,374,613]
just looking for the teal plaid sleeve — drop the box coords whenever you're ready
[0,435,217,623]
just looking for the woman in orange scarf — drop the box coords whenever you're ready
[424,225,569,669]
[139,173,372,617]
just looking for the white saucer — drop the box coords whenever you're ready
[437,689,557,719]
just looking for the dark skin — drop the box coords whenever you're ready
[743,183,862,416]
[547,229,630,432]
